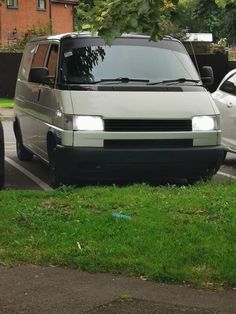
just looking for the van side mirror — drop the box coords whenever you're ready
[200,66,214,86]
[28,67,53,85]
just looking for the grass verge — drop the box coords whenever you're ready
[0,98,14,108]
[0,182,235,288]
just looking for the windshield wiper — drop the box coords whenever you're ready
[148,78,201,85]
[89,77,150,84]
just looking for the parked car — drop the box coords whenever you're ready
[14,32,224,187]
[0,120,4,189]
[212,68,236,158]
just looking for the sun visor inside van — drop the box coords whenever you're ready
[61,37,187,54]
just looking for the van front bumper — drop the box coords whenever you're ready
[54,145,225,182]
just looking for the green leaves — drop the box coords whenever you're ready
[74,0,236,45]
[75,0,180,44]
[215,0,236,7]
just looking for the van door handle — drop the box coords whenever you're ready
[37,89,41,102]
[227,102,233,108]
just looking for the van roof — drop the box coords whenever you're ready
[29,32,177,43]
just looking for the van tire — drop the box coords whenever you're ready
[47,136,62,188]
[14,122,33,161]
[187,174,212,185]
[0,122,5,190]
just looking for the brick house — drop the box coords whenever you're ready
[0,0,79,45]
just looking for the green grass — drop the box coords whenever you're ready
[0,182,236,288]
[0,98,14,108]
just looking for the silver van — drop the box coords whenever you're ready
[14,32,224,186]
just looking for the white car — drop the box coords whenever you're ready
[212,68,236,158]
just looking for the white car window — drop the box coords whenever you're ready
[220,73,236,96]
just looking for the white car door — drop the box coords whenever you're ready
[212,72,236,152]
[21,43,50,156]
[22,43,59,161]
[36,44,59,161]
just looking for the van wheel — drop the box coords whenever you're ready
[187,174,212,185]
[187,177,200,185]
[14,123,33,161]
[0,122,5,190]
[48,138,62,188]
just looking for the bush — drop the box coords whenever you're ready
[0,24,51,53]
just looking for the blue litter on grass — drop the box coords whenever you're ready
[112,213,132,220]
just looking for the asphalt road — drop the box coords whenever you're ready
[1,265,236,314]
[2,120,236,190]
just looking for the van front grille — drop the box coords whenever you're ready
[104,139,193,149]
[104,119,192,132]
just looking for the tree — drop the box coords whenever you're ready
[215,0,236,44]
[75,0,236,45]
[175,0,236,45]
[177,0,223,39]
[75,0,180,44]
[215,0,236,7]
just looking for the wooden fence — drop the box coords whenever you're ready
[0,53,22,98]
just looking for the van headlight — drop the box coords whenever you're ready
[73,116,104,131]
[192,115,219,131]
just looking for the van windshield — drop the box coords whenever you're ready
[60,38,200,85]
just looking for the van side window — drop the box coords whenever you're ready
[19,44,35,81]
[46,45,59,78]
[31,44,49,68]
